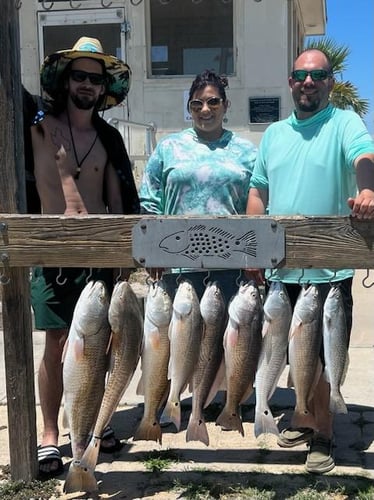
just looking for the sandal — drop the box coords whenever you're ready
[277,427,314,448]
[100,425,123,454]
[37,444,64,479]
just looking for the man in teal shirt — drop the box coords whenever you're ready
[247,48,374,473]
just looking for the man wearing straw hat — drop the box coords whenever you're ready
[29,37,139,478]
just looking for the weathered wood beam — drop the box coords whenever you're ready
[0,214,373,269]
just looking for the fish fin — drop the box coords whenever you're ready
[62,408,69,430]
[239,230,257,256]
[105,331,113,356]
[216,406,244,436]
[239,384,254,405]
[61,338,69,363]
[133,418,162,444]
[340,351,350,386]
[291,408,317,430]
[160,399,181,431]
[136,374,144,395]
[63,459,98,494]
[73,337,85,362]
[287,369,294,388]
[149,326,161,349]
[288,322,303,341]
[186,415,209,446]
[204,358,225,408]
[329,389,348,414]
[224,323,239,348]
[254,407,279,438]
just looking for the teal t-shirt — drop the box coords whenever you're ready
[250,104,374,283]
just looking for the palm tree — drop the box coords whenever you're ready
[305,38,369,118]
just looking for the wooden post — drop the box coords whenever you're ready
[0,1,38,480]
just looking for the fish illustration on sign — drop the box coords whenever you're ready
[159,224,257,260]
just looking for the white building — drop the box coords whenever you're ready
[19,0,326,181]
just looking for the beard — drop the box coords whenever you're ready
[70,92,98,110]
[296,93,321,113]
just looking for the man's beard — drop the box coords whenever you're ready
[70,93,98,110]
[297,95,320,113]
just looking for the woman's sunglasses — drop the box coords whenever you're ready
[291,69,332,82]
[70,69,105,86]
[189,97,223,113]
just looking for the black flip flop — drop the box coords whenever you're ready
[37,444,64,479]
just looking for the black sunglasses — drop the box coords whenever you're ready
[70,69,105,86]
[291,69,332,82]
[189,97,223,113]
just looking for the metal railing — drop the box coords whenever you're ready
[107,117,157,162]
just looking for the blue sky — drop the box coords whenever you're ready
[308,0,373,134]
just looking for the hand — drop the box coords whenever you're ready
[243,268,265,286]
[348,189,374,219]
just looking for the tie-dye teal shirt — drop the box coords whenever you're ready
[140,128,257,215]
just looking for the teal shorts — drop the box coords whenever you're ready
[31,267,114,330]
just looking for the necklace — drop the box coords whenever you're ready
[66,111,98,180]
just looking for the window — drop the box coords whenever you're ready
[149,0,234,77]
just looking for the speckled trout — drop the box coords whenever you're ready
[323,284,349,414]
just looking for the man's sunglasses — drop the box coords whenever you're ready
[291,69,332,82]
[189,97,223,113]
[70,69,105,86]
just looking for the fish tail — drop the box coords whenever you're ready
[240,231,257,256]
[133,418,162,444]
[216,406,244,436]
[291,408,317,430]
[186,415,209,446]
[254,408,279,438]
[80,436,101,472]
[63,460,98,494]
[329,390,348,414]
[160,400,181,431]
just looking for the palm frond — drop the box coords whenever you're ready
[331,81,370,117]
[305,37,349,74]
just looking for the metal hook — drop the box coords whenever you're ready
[115,268,123,282]
[298,268,305,286]
[329,269,337,286]
[235,269,243,288]
[56,268,67,286]
[15,0,22,9]
[86,268,93,284]
[176,269,183,286]
[362,269,374,289]
[101,0,113,7]
[69,0,82,8]
[203,271,211,288]
[41,0,54,10]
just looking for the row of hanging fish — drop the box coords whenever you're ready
[61,276,349,494]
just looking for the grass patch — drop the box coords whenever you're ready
[142,449,180,473]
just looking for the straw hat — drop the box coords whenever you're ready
[40,37,131,111]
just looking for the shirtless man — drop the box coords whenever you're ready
[29,37,139,478]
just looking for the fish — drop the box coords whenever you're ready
[159,225,257,260]
[288,284,323,430]
[254,281,292,438]
[216,281,263,435]
[186,281,226,446]
[75,281,144,493]
[62,280,111,494]
[323,284,349,414]
[160,279,203,431]
[134,279,172,444]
